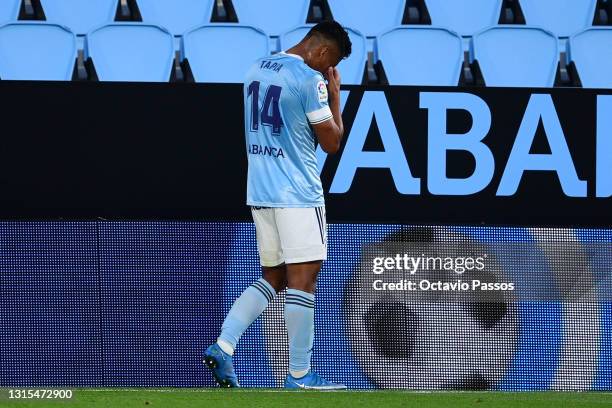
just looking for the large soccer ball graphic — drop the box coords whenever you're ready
[251,225,603,389]
[343,227,519,389]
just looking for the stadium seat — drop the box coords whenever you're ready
[85,23,174,82]
[181,24,269,83]
[377,26,463,86]
[231,0,310,37]
[280,25,367,85]
[568,27,612,89]
[0,22,76,80]
[136,0,215,36]
[520,0,598,38]
[0,0,21,22]
[327,0,406,37]
[39,0,118,36]
[424,0,503,37]
[471,26,559,87]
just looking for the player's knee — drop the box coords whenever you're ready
[262,274,286,293]
[277,276,288,293]
[287,278,317,294]
[270,278,287,293]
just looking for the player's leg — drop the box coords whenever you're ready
[276,206,346,389]
[262,263,288,294]
[285,260,319,293]
[204,207,284,387]
[216,265,284,356]
[285,260,321,378]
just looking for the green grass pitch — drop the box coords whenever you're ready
[2,389,612,408]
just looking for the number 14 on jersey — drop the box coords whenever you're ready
[247,81,284,136]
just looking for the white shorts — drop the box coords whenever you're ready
[251,206,327,267]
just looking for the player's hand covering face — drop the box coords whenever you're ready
[325,67,341,99]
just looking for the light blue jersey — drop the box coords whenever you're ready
[244,52,332,207]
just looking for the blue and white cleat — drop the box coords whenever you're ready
[284,371,347,390]
[203,344,240,388]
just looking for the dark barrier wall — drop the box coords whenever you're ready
[0,82,610,226]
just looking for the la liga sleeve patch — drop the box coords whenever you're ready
[317,80,328,103]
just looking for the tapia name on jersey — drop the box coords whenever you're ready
[259,60,284,73]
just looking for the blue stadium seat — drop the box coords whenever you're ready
[0,22,76,80]
[231,0,309,37]
[40,0,118,36]
[327,0,406,37]
[280,25,367,85]
[568,27,612,89]
[85,23,174,82]
[181,24,269,83]
[0,0,21,22]
[471,26,559,87]
[377,26,463,86]
[424,0,503,37]
[520,0,597,38]
[136,0,215,36]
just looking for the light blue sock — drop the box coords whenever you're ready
[217,278,276,355]
[285,288,315,375]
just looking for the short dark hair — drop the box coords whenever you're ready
[306,21,352,59]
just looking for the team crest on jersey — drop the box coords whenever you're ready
[317,80,328,102]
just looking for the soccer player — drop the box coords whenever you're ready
[204,21,351,390]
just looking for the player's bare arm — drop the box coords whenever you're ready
[313,67,344,154]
